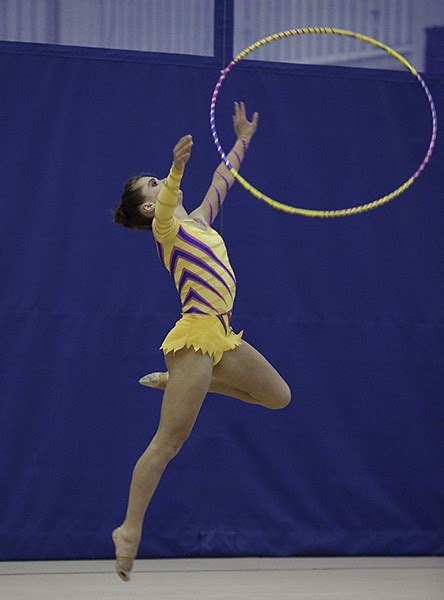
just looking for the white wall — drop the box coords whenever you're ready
[1,0,443,71]
[0,0,215,56]
[233,0,444,72]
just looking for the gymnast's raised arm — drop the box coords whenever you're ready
[152,134,193,242]
[191,101,258,226]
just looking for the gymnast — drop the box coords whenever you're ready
[111,101,291,581]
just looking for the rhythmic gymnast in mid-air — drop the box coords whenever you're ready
[111,101,291,581]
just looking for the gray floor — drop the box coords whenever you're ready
[1,557,443,599]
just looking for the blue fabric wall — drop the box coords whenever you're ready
[1,40,443,560]
[426,26,444,74]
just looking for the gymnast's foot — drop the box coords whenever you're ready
[111,526,141,582]
[138,371,169,389]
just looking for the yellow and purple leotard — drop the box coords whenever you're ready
[152,163,243,365]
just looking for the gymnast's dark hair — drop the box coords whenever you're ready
[111,172,155,231]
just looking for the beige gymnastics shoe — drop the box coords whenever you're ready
[111,526,140,582]
[138,371,169,389]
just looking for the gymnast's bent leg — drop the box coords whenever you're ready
[140,340,291,410]
[113,347,213,577]
[211,339,291,409]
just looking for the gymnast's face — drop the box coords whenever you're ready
[137,175,183,218]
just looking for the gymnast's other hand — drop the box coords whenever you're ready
[233,101,259,144]
[173,134,193,171]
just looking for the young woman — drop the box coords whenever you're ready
[112,101,291,581]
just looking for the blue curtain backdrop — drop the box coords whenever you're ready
[1,39,443,560]
[426,26,444,74]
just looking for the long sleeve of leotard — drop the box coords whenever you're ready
[152,163,184,242]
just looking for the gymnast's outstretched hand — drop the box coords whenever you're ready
[233,101,259,143]
[173,134,193,171]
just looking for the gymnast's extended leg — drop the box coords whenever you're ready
[112,347,213,579]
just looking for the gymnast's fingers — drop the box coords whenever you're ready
[173,135,193,167]
[174,135,192,155]
[177,134,192,148]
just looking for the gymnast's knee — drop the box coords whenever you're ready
[266,381,292,410]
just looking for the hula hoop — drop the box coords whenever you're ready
[210,27,438,218]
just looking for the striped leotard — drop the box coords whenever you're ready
[153,163,238,337]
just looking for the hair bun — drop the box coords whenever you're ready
[114,206,127,225]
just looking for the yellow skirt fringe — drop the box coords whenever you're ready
[160,313,243,366]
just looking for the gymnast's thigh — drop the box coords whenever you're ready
[212,339,291,405]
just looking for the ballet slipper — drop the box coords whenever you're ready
[138,371,169,389]
[111,526,140,582]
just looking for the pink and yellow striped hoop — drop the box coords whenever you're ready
[210,27,438,218]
